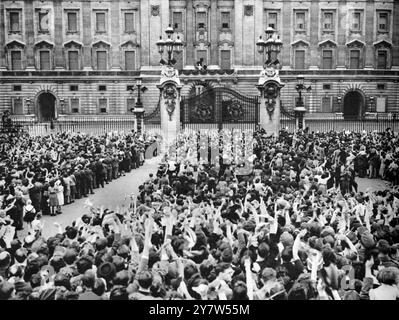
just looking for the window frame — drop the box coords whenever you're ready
[173,11,183,32]
[39,49,51,70]
[322,11,334,32]
[376,50,388,69]
[124,50,136,71]
[8,10,22,33]
[349,49,361,69]
[67,50,80,70]
[221,11,231,30]
[12,97,24,115]
[10,50,23,70]
[127,98,136,113]
[377,11,389,33]
[96,50,108,70]
[294,49,305,70]
[322,49,333,69]
[66,11,79,34]
[98,98,108,114]
[124,11,135,34]
[37,9,50,34]
[196,11,207,30]
[70,98,80,114]
[294,11,306,32]
[95,11,107,34]
[351,11,362,32]
[220,50,231,70]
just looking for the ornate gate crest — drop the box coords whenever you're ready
[151,5,160,16]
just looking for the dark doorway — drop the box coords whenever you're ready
[343,90,363,119]
[37,92,56,122]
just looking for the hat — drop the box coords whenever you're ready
[0,251,11,268]
[97,262,116,281]
[280,232,294,247]
[360,232,375,249]
[357,226,368,236]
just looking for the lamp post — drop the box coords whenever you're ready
[256,27,282,68]
[130,78,148,134]
[294,75,312,130]
[156,24,183,66]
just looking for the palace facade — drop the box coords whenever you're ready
[0,0,398,123]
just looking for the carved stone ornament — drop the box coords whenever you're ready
[244,5,253,16]
[151,5,160,16]
[163,84,177,120]
[265,99,275,120]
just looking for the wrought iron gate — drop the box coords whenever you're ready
[180,87,259,131]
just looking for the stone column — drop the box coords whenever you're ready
[391,0,399,69]
[25,0,36,70]
[140,0,150,68]
[54,0,64,70]
[158,66,182,146]
[208,0,219,69]
[82,1,92,70]
[0,1,6,70]
[336,3,346,69]
[185,0,195,69]
[257,69,284,136]
[309,0,319,69]
[110,0,121,70]
[364,1,375,69]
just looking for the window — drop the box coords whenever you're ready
[39,51,51,70]
[67,12,78,32]
[377,83,386,90]
[38,11,49,33]
[352,12,361,31]
[197,50,207,65]
[99,98,107,113]
[267,12,277,30]
[221,12,230,29]
[173,12,183,32]
[295,11,306,30]
[9,11,20,32]
[70,98,80,113]
[349,50,360,69]
[197,12,206,29]
[376,97,386,113]
[13,98,24,115]
[70,85,78,91]
[323,12,333,30]
[96,12,106,33]
[125,51,136,70]
[377,12,389,32]
[323,84,331,90]
[98,85,107,91]
[11,51,22,70]
[220,50,231,69]
[322,50,333,69]
[294,50,305,69]
[68,51,79,70]
[127,98,135,113]
[96,51,107,70]
[321,96,332,113]
[13,85,22,91]
[124,12,135,33]
[377,50,387,69]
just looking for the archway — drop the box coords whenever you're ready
[37,92,56,122]
[343,90,364,119]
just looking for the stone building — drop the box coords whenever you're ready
[0,0,398,124]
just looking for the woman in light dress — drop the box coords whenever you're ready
[55,179,64,214]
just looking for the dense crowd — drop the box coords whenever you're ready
[0,130,158,235]
[0,128,398,300]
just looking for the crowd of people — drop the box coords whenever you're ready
[0,130,159,234]
[0,127,398,300]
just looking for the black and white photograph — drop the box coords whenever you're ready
[0,0,399,309]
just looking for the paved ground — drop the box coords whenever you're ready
[38,156,161,239]
[32,164,390,239]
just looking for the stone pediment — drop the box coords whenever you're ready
[318,39,337,47]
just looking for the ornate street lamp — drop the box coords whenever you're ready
[157,24,183,66]
[294,75,312,130]
[130,77,148,134]
[257,27,282,67]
